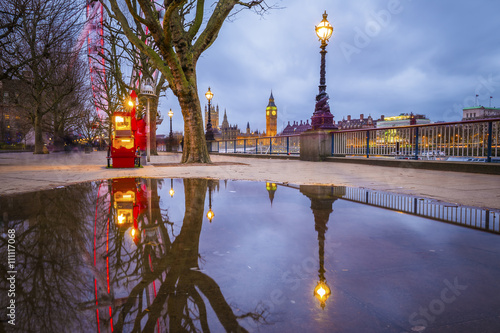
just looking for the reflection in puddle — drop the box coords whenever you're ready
[1,179,499,332]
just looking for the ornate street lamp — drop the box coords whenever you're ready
[205,87,215,141]
[168,108,174,152]
[311,11,337,130]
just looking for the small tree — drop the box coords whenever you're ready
[104,0,272,163]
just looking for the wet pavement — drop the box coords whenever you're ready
[1,178,499,332]
[1,151,500,210]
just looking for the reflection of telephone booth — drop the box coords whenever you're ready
[111,91,138,168]
[112,178,140,244]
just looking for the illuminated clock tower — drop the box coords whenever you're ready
[266,92,277,137]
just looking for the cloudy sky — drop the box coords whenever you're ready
[157,0,500,135]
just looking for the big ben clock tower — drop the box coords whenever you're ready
[266,92,277,137]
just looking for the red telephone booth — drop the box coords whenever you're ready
[110,91,138,168]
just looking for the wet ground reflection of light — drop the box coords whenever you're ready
[1,178,499,333]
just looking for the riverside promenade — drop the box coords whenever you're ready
[0,151,499,209]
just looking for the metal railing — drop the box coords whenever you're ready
[332,118,500,162]
[211,119,500,162]
[333,186,500,233]
[209,135,300,155]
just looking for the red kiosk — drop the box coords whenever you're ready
[109,91,140,168]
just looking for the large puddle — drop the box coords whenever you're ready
[1,178,500,332]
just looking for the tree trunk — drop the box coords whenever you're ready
[179,93,210,164]
[54,121,65,152]
[33,113,44,154]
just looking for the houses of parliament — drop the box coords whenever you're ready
[203,91,314,140]
[204,92,280,140]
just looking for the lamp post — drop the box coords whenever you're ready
[311,11,337,130]
[168,108,174,152]
[141,78,156,162]
[205,87,214,142]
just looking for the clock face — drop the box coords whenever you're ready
[266,111,269,116]
[272,111,276,116]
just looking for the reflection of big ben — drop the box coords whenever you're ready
[266,92,277,137]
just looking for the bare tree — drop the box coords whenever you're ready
[46,53,91,151]
[74,98,102,147]
[9,0,84,153]
[0,0,29,80]
[103,0,273,163]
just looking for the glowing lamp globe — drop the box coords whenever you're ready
[315,11,333,43]
[168,109,174,118]
[205,87,214,101]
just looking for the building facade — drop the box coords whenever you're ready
[462,106,500,120]
[204,104,220,131]
[280,120,312,135]
[0,79,31,146]
[376,113,430,128]
[336,114,376,130]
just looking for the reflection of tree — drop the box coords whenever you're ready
[112,178,259,332]
[0,183,98,332]
[0,178,264,332]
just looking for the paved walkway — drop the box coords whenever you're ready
[1,151,499,209]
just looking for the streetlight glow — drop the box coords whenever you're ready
[205,87,214,101]
[168,109,174,118]
[207,208,214,222]
[314,280,331,309]
[315,11,333,44]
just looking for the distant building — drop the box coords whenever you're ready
[0,79,31,145]
[336,114,376,130]
[462,106,500,121]
[280,120,312,135]
[376,113,430,128]
[204,104,220,131]
[212,109,259,141]
[220,109,239,140]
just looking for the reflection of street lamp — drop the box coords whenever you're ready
[311,11,336,130]
[169,178,175,197]
[205,87,214,141]
[141,78,156,162]
[314,280,331,309]
[206,207,214,222]
[206,184,215,222]
[300,185,338,309]
[168,108,174,152]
